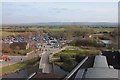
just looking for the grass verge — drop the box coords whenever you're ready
[0,62,26,75]
[0,57,40,75]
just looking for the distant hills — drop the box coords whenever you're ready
[2,22,118,27]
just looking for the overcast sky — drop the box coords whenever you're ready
[2,2,118,25]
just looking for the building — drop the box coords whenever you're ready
[74,55,119,80]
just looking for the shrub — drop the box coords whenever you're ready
[70,38,103,47]
[13,50,16,53]
[60,60,77,72]
[75,54,85,62]
[60,54,71,62]
[2,49,9,53]
[17,51,21,54]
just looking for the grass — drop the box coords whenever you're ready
[54,46,99,57]
[48,28,65,32]
[1,31,36,38]
[62,46,97,54]
[93,27,115,33]
[52,46,99,72]
[1,31,13,37]
[1,27,65,37]
[0,57,40,75]
[1,31,22,37]
[1,26,116,38]
[0,62,26,75]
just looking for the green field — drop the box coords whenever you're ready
[93,27,115,32]
[0,62,26,75]
[1,26,116,37]
[53,46,99,57]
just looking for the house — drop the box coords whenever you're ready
[72,55,120,80]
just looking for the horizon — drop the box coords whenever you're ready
[2,22,118,27]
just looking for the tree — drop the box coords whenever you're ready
[60,54,71,63]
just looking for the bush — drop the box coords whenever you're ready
[60,54,71,62]
[53,52,61,57]
[98,36,109,40]
[70,38,103,47]
[60,60,77,72]
[2,49,9,53]
[13,50,19,54]
[75,54,85,62]
[12,50,27,55]
[17,51,21,54]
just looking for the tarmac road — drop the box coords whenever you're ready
[0,56,28,68]
[39,43,61,73]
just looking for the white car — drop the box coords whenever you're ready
[0,59,5,62]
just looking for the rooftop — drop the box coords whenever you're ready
[74,55,120,80]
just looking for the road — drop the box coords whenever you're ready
[0,42,63,74]
[0,50,40,68]
[39,43,61,73]
[0,56,28,68]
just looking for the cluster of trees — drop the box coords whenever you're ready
[12,50,29,55]
[57,49,98,72]
[60,53,85,63]
[2,49,12,53]
[59,53,77,72]
[111,28,119,49]
[2,49,31,56]
[70,38,104,48]
[46,26,94,40]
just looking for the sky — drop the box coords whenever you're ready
[1,2,118,25]
[1,0,119,2]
